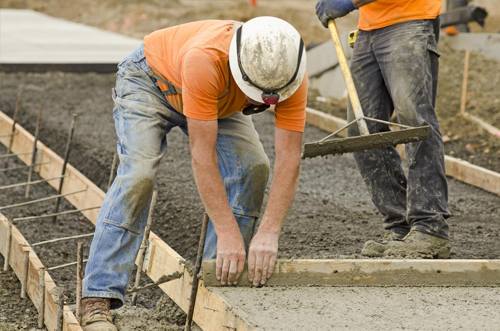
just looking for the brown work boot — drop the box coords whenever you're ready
[81,297,117,331]
[361,232,406,257]
[384,230,451,259]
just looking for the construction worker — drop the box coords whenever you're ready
[80,17,307,331]
[316,0,451,258]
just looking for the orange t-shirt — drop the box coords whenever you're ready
[358,0,442,31]
[143,20,308,132]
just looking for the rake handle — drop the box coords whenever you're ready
[328,20,370,136]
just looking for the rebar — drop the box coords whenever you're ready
[53,114,77,222]
[5,91,22,169]
[3,219,13,271]
[32,232,94,247]
[132,190,158,305]
[0,189,87,211]
[126,271,183,294]
[56,285,64,331]
[76,242,84,321]
[0,174,67,191]
[0,161,50,174]
[21,249,30,298]
[185,213,210,331]
[0,151,32,159]
[0,132,18,139]
[13,206,100,222]
[25,103,43,198]
[47,259,88,271]
[107,152,118,191]
[38,267,45,328]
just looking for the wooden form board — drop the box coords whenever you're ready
[0,110,256,331]
[0,213,82,331]
[303,108,500,197]
[203,259,500,287]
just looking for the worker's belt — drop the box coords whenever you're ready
[147,70,182,96]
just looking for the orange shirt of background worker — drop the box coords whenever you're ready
[143,20,308,133]
[358,0,442,31]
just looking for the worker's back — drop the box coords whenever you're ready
[359,0,442,31]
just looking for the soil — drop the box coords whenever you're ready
[1,71,500,330]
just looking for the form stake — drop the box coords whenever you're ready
[52,114,77,223]
[4,91,22,169]
[38,267,46,328]
[3,219,13,271]
[21,249,30,298]
[76,242,84,321]
[132,190,158,306]
[25,102,43,198]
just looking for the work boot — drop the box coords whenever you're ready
[361,232,406,257]
[384,230,451,259]
[81,297,117,331]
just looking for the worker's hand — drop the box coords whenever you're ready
[316,0,358,28]
[248,230,279,286]
[216,229,246,286]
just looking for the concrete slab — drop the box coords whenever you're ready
[0,9,141,72]
[441,33,500,62]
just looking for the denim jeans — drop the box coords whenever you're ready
[82,44,270,308]
[347,19,450,239]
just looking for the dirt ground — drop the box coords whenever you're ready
[1,71,500,330]
[1,1,500,330]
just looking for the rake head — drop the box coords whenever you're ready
[302,126,431,159]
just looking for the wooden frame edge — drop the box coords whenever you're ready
[0,213,82,331]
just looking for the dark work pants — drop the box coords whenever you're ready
[347,18,450,239]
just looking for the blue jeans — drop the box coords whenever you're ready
[347,19,450,239]
[82,44,270,308]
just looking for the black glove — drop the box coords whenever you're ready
[316,0,358,28]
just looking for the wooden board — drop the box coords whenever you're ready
[463,112,500,138]
[203,259,500,287]
[303,108,500,197]
[0,110,256,331]
[0,213,82,331]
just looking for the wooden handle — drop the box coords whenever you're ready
[328,20,369,135]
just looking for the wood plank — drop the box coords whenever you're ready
[305,107,347,138]
[463,112,500,138]
[203,259,500,287]
[0,110,256,331]
[0,213,82,331]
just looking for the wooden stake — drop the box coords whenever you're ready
[107,152,118,191]
[56,285,65,331]
[38,267,46,328]
[185,213,210,331]
[3,218,12,271]
[25,103,43,198]
[4,91,22,169]
[76,242,84,321]
[131,190,158,306]
[21,249,30,298]
[460,50,470,115]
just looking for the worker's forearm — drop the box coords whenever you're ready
[258,153,301,235]
[353,0,377,7]
[191,149,238,235]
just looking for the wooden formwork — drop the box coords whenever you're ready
[0,213,82,331]
[2,107,500,330]
[0,109,256,330]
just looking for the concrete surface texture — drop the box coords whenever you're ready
[0,9,141,64]
[216,286,500,331]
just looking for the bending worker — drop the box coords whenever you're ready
[316,0,451,258]
[81,17,307,331]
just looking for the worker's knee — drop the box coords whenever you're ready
[103,174,155,233]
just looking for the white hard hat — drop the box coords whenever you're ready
[229,16,307,105]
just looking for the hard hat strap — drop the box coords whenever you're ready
[236,26,304,105]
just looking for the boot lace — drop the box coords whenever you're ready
[87,299,109,319]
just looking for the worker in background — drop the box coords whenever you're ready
[80,17,307,331]
[316,0,451,258]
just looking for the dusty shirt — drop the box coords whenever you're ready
[143,20,308,132]
[358,0,442,31]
